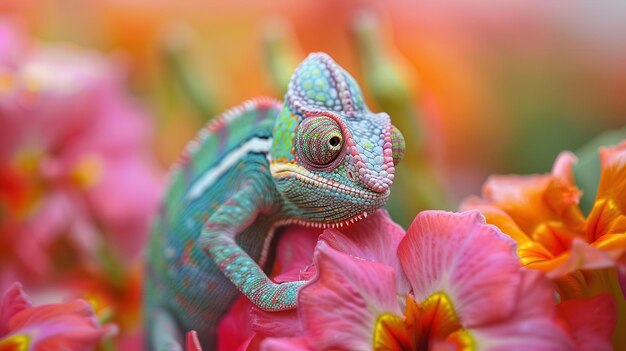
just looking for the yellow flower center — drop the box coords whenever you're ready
[70,155,104,189]
[0,334,30,351]
[373,293,474,351]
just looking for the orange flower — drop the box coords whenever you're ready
[462,141,626,348]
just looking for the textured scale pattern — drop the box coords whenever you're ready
[296,116,345,169]
[146,52,405,351]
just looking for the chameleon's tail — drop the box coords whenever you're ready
[144,256,221,351]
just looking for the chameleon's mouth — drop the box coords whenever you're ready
[277,210,370,229]
[270,163,389,202]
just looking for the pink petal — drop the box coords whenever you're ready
[470,270,575,351]
[557,293,616,351]
[399,210,520,327]
[296,241,402,350]
[0,282,32,335]
[217,296,255,351]
[2,292,117,350]
[186,330,203,351]
[251,308,301,339]
[320,209,409,294]
[271,225,320,283]
[261,337,311,351]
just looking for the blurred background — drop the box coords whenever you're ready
[1,0,625,349]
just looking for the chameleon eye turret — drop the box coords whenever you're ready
[295,115,345,170]
[147,52,404,350]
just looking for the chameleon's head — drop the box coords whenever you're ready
[270,52,405,226]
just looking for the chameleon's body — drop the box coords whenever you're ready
[146,53,405,350]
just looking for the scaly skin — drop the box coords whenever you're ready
[146,52,405,350]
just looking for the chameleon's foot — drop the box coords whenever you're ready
[249,280,308,311]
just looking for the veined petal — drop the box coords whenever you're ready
[588,142,626,241]
[470,270,575,351]
[296,241,402,350]
[399,210,520,328]
[320,209,409,294]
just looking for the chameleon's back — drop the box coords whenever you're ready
[145,98,282,349]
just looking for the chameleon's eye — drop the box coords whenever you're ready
[296,116,345,169]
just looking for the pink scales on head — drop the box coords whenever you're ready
[286,52,395,193]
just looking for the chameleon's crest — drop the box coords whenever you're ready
[287,53,365,116]
[271,52,405,224]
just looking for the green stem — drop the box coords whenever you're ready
[162,27,216,120]
[262,20,301,93]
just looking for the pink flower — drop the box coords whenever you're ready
[0,20,163,286]
[185,211,614,350]
[254,210,614,351]
[0,282,116,350]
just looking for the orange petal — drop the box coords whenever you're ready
[373,313,411,351]
[529,221,582,257]
[587,198,624,243]
[588,142,626,241]
[546,239,617,279]
[481,174,553,234]
[547,152,586,230]
[593,234,626,261]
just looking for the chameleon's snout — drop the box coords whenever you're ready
[345,113,402,194]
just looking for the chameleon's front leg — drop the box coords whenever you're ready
[198,183,305,311]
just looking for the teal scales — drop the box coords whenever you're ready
[146,53,405,350]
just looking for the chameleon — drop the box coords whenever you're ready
[145,52,405,350]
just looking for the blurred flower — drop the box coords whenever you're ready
[461,141,626,348]
[0,20,163,286]
[189,210,613,350]
[0,282,117,350]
